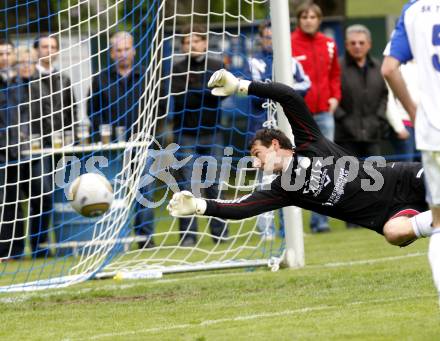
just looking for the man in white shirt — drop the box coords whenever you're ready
[381,0,440,303]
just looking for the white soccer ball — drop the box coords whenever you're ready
[68,173,114,217]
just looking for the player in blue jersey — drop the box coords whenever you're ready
[382,0,440,301]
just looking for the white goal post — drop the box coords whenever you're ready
[270,0,305,268]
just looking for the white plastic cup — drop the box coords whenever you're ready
[64,130,73,145]
[53,131,63,149]
[31,133,41,150]
[115,126,125,142]
[100,124,112,144]
[77,124,90,145]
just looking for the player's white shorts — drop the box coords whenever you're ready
[422,151,440,206]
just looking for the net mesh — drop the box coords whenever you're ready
[0,0,285,292]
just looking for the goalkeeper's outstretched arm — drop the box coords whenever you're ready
[167,180,289,220]
[207,69,323,149]
[249,82,322,148]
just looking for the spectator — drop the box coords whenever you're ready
[15,46,53,258]
[34,34,77,147]
[88,31,155,248]
[0,39,25,259]
[385,61,418,162]
[291,2,341,233]
[16,47,37,80]
[248,20,311,240]
[169,24,228,246]
[88,31,143,139]
[334,24,388,158]
[31,34,78,253]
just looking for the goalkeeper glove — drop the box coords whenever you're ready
[167,191,207,217]
[208,69,251,96]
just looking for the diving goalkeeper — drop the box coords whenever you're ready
[167,69,434,247]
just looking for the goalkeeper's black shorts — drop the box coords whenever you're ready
[387,162,428,222]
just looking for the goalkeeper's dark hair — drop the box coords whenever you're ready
[249,128,294,150]
[180,23,207,42]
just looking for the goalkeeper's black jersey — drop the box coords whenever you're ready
[204,82,427,234]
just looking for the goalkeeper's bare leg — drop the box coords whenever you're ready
[383,210,433,246]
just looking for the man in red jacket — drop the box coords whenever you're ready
[291,2,342,233]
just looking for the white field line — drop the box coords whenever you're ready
[312,251,427,268]
[0,252,426,304]
[69,294,436,341]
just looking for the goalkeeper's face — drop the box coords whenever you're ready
[250,139,293,173]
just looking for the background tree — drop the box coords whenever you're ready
[290,0,345,18]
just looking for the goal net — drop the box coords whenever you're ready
[0,0,292,292]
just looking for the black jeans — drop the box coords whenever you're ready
[0,164,25,258]
[20,156,53,254]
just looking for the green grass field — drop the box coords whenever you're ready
[346,0,408,17]
[1,215,439,341]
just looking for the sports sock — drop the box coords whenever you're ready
[428,231,440,305]
[410,210,434,238]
